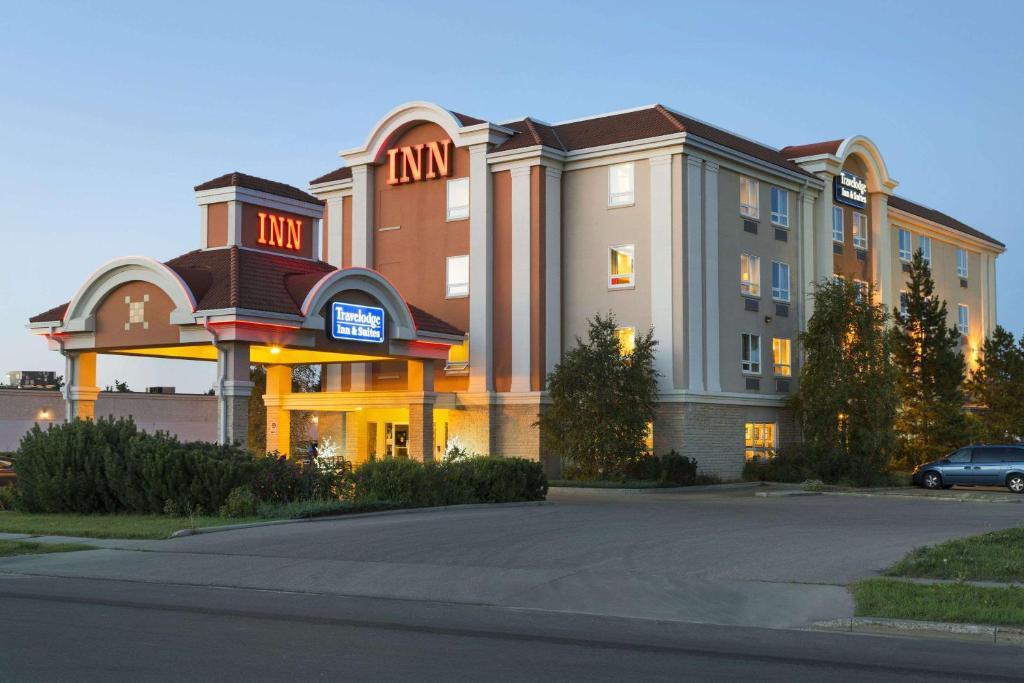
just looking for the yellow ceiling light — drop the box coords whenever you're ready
[270,346,281,355]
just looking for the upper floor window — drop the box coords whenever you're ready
[958,304,969,335]
[898,228,912,262]
[770,187,789,227]
[853,279,868,303]
[447,178,470,221]
[608,245,635,289]
[832,207,844,244]
[899,290,909,317]
[740,176,759,219]
[919,235,932,267]
[771,261,790,302]
[852,212,868,250]
[445,255,470,298]
[772,338,792,377]
[957,248,969,278]
[740,253,761,297]
[616,327,636,356]
[608,163,635,207]
[741,333,761,374]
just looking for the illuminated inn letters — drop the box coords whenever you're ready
[28,102,1004,477]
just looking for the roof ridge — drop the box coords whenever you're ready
[228,246,240,308]
[523,118,544,146]
[653,104,686,133]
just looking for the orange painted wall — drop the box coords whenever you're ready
[206,202,228,248]
[833,156,873,283]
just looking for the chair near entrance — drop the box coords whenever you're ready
[913,445,1024,493]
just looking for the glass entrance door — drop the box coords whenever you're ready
[383,422,410,459]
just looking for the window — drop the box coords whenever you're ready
[740,176,759,219]
[745,422,776,461]
[445,255,469,298]
[899,290,909,317]
[608,245,635,289]
[853,279,868,303]
[957,248,969,278]
[832,207,844,243]
[919,235,932,266]
[608,163,634,207]
[948,448,971,464]
[770,187,789,227]
[772,338,792,377]
[898,228,912,262]
[741,333,761,374]
[446,178,470,220]
[958,304,969,335]
[771,261,790,302]
[615,327,636,356]
[852,212,868,250]
[740,253,760,297]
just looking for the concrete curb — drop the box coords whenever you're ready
[170,500,550,538]
[754,490,821,498]
[820,491,1022,504]
[814,617,1024,645]
[548,482,760,496]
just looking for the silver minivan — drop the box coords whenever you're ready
[913,445,1024,493]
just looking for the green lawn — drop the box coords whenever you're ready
[0,539,94,557]
[0,511,261,539]
[852,579,1024,627]
[884,527,1024,583]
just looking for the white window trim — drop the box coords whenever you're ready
[740,176,760,220]
[770,187,789,228]
[608,244,636,290]
[958,304,970,335]
[745,422,777,460]
[446,178,470,222]
[445,254,470,299]
[741,333,762,375]
[897,228,912,262]
[852,212,868,250]
[957,248,969,279]
[607,162,635,208]
[919,236,932,265]
[771,260,790,303]
[899,290,909,317]
[833,207,844,244]
[772,338,792,377]
[740,253,761,298]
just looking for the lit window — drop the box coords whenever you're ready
[740,176,759,219]
[771,261,790,302]
[741,333,761,374]
[853,279,868,303]
[899,291,909,317]
[740,253,760,297]
[919,235,932,266]
[958,304,969,335]
[745,422,776,460]
[852,212,868,250]
[772,338,792,377]
[608,163,634,207]
[616,327,636,355]
[446,178,470,221]
[608,245,635,289]
[445,255,469,298]
[770,187,789,227]
[957,248,968,279]
[832,207,844,243]
[898,228,912,262]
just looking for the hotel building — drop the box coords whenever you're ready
[28,102,1004,477]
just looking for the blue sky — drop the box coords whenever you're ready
[2,0,1021,393]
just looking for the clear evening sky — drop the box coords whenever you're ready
[2,1,1020,393]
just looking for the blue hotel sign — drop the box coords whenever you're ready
[834,171,868,209]
[330,302,385,344]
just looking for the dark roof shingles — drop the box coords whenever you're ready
[29,302,69,324]
[195,172,322,205]
[889,196,1004,248]
[309,166,353,185]
[780,140,844,158]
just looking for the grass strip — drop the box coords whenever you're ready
[0,540,94,557]
[0,512,263,540]
[852,578,1024,627]
[884,527,1024,582]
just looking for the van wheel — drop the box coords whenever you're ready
[1007,474,1024,494]
[923,471,942,490]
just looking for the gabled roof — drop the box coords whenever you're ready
[309,166,353,185]
[195,172,323,205]
[779,140,844,158]
[889,196,1004,248]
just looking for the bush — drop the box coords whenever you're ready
[355,458,438,506]
[250,454,352,504]
[574,450,701,486]
[0,486,16,511]
[741,445,817,483]
[219,486,259,518]
[659,450,698,485]
[354,457,547,506]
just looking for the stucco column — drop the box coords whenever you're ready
[683,154,703,392]
[64,351,99,421]
[703,160,721,393]
[649,154,675,390]
[814,175,835,285]
[326,195,344,266]
[510,165,532,392]
[407,360,436,462]
[350,164,374,391]
[468,143,494,393]
[217,342,252,448]
[264,364,292,457]
[544,166,563,380]
[800,192,817,327]
[870,192,891,308]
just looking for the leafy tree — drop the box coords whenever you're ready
[966,325,1024,441]
[794,277,898,484]
[246,364,320,456]
[890,250,969,468]
[52,375,65,391]
[537,312,659,479]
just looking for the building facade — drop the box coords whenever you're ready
[28,101,1004,478]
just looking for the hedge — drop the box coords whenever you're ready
[354,457,547,506]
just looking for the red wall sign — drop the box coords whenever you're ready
[386,139,452,186]
[257,212,302,251]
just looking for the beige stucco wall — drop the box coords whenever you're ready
[561,160,652,351]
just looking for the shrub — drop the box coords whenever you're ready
[741,445,817,483]
[355,458,439,506]
[250,454,352,504]
[659,450,698,485]
[0,486,16,511]
[354,457,547,506]
[623,455,663,482]
[219,486,259,518]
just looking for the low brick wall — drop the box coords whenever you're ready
[0,389,217,451]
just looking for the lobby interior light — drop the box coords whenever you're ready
[270,346,281,355]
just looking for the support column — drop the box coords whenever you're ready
[350,164,374,389]
[813,176,835,284]
[217,342,252,448]
[64,351,99,421]
[683,155,703,392]
[648,154,675,390]
[870,192,891,308]
[265,364,292,457]
[703,160,721,392]
[326,195,344,266]
[544,167,562,380]
[468,143,494,393]
[407,360,436,462]
[800,192,817,328]
[510,165,532,392]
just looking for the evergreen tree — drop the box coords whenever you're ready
[795,277,898,484]
[890,250,969,468]
[538,312,659,479]
[966,325,1024,441]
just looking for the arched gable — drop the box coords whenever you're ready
[835,135,897,194]
[300,267,418,340]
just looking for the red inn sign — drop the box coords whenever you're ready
[257,211,302,251]
[386,139,452,185]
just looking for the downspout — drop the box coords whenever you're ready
[202,317,227,445]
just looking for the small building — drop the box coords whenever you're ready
[4,370,58,389]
